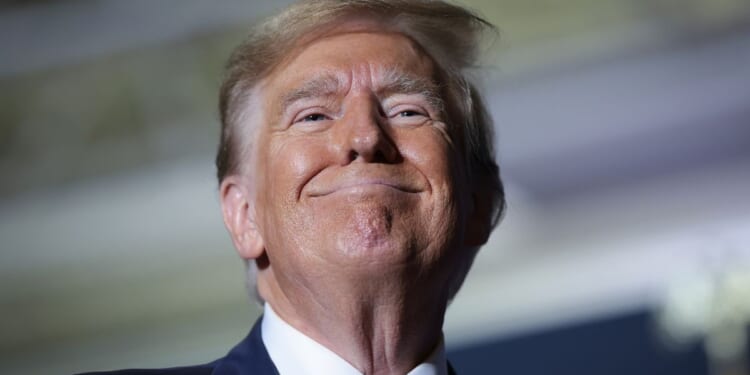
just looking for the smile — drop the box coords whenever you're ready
[308,179,421,197]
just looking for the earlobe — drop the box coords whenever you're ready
[220,176,265,260]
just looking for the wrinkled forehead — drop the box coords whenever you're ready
[276,17,430,68]
[252,29,444,122]
[270,33,436,93]
[265,27,438,89]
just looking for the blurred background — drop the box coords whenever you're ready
[1,0,750,374]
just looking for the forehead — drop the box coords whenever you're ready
[263,31,437,95]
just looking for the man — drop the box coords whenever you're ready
[84,0,504,374]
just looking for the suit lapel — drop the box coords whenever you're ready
[447,360,457,375]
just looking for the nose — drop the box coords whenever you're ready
[332,96,399,164]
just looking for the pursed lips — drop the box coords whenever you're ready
[306,177,422,197]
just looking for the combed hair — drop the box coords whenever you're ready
[216,0,506,302]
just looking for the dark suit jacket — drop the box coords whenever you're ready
[78,317,278,375]
[78,316,456,375]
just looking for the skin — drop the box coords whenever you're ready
[221,29,489,375]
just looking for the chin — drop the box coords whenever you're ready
[304,198,429,264]
[333,201,397,245]
[334,228,403,258]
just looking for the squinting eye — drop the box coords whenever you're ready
[398,110,421,117]
[302,113,329,122]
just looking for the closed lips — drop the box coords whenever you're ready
[310,180,420,197]
[305,169,424,197]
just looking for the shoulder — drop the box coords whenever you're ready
[75,363,214,375]
[76,317,274,375]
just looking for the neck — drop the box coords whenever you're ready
[259,266,447,375]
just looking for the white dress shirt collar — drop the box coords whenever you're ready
[261,303,448,375]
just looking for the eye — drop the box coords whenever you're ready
[301,113,329,122]
[398,110,422,117]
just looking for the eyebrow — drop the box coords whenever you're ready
[279,73,342,112]
[277,68,445,114]
[378,68,445,112]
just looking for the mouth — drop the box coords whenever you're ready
[307,178,421,197]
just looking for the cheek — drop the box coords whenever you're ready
[402,130,469,232]
[399,130,457,186]
[264,135,330,200]
[256,136,331,251]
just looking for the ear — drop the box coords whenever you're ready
[220,175,265,260]
[464,185,494,247]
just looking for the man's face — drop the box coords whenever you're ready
[243,30,476,299]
